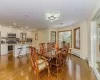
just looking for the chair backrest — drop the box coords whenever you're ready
[62,41,66,48]
[51,42,55,49]
[39,43,46,54]
[67,43,70,53]
[47,42,52,52]
[30,47,38,70]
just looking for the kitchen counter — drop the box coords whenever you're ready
[0,43,32,56]
[1,44,8,55]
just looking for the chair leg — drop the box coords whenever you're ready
[48,66,52,80]
[57,67,58,80]
[36,72,39,80]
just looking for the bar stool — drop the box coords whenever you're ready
[26,47,30,56]
[17,47,23,58]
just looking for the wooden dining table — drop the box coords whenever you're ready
[38,49,64,60]
[38,51,56,59]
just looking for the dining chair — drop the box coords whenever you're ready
[30,47,51,80]
[17,47,23,58]
[62,43,70,66]
[47,43,52,52]
[51,42,55,49]
[39,43,46,54]
[50,51,63,77]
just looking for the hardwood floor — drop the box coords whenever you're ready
[0,54,96,80]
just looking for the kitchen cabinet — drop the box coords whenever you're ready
[1,44,8,55]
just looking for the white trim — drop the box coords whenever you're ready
[92,68,100,80]
[72,52,80,57]
[97,58,100,62]
[91,9,100,80]
[72,52,86,60]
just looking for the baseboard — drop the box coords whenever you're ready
[72,52,86,60]
[72,52,80,58]
[97,58,100,62]
[92,68,100,80]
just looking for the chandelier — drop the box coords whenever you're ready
[45,11,60,22]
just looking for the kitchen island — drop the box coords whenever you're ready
[13,44,31,57]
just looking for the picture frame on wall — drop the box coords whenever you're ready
[35,33,38,40]
[74,27,80,49]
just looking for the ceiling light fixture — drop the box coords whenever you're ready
[45,11,60,22]
[26,26,28,28]
[13,22,16,25]
[10,26,12,27]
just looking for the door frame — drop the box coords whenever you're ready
[91,9,100,80]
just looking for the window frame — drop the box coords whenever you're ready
[74,27,80,49]
[58,30,72,48]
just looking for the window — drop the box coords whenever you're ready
[74,27,80,49]
[58,30,72,48]
[51,31,56,43]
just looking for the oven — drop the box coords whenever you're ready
[8,45,13,51]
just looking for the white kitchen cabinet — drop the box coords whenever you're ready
[1,44,8,55]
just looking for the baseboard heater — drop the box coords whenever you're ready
[72,52,80,58]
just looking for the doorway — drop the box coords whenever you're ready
[91,9,100,80]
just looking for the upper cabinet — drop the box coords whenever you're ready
[0,26,33,38]
[1,27,13,37]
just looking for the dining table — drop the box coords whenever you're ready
[38,49,64,60]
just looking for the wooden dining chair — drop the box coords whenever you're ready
[39,43,46,54]
[62,43,70,65]
[51,42,55,49]
[50,51,63,77]
[47,42,52,52]
[30,47,51,80]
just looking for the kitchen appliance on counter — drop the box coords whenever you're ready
[1,37,7,44]
[26,38,32,43]
[7,38,17,44]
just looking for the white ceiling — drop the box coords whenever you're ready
[0,0,98,30]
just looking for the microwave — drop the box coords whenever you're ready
[7,33,16,38]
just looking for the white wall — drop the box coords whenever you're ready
[72,20,88,59]
[57,21,88,59]
[33,28,49,49]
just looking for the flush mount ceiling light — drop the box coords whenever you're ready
[26,26,28,28]
[13,22,16,25]
[45,11,60,22]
